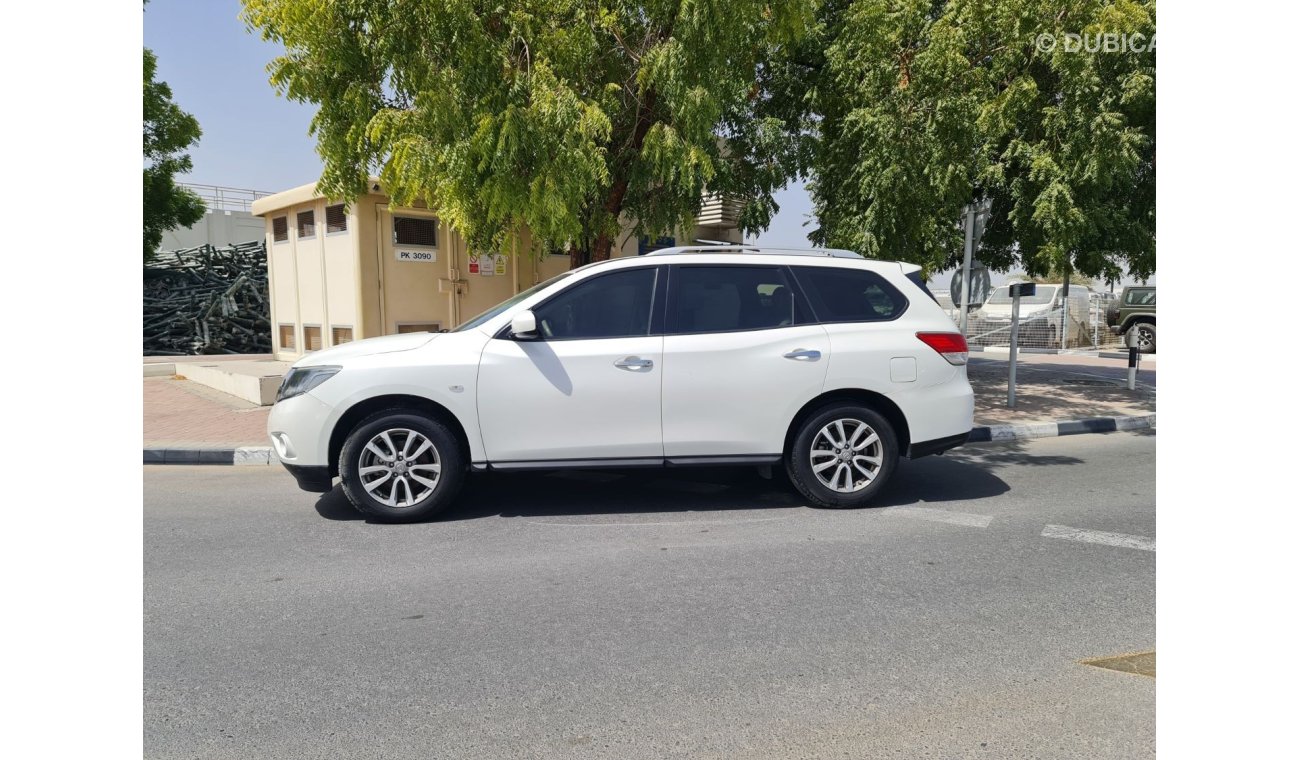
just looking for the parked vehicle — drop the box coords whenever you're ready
[1106,285,1156,353]
[972,282,1092,348]
[268,246,975,522]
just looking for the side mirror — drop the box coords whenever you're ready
[510,310,539,340]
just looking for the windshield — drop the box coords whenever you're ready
[986,285,1056,306]
[452,272,574,332]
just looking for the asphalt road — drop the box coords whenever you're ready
[145,431,1155,759]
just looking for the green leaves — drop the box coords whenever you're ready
[243,0,816,260]
[144,48,205,261]
[809,0,1155,281]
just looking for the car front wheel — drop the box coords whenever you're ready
[786,404,898,508]
[338,409,466,522]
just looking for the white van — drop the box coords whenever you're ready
[973,283,1092,347]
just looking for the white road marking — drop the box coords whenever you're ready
[1042,524,1156,552]
[890,507,993,528]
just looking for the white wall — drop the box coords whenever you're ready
[160,209,266,250]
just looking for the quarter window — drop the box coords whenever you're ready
[533,268,657,340]
[669,266,803,334]
[793,267,908,322]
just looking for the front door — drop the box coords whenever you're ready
[476,266,664,463]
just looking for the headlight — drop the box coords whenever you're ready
[276,366,341,402]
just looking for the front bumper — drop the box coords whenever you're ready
[266,390,334,467]
[282,463,334,493]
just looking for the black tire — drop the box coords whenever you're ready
[338,409,466,522]
[1135,323,1156,354]
[785,403,899,509]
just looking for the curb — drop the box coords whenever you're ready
[143,446,275,466]
[144,414,1156,466]
[967,413,1155,443]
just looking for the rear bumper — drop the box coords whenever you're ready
[282,463,334,493]
[908,431,969,459]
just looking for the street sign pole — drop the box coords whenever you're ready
[958,204,975,335]
[1007,282,1035,408]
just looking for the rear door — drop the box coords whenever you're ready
[660,264,830,458]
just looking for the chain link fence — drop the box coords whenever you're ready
[934,285,1126,351]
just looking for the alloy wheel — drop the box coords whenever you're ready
[809,418,883,494]
[357,428,442,508]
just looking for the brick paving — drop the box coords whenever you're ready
[144,376,270,448]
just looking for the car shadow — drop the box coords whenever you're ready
[314,447,1055,523]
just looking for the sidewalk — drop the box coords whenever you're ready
[143,352,1155,452]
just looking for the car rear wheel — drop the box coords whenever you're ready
[338,409,466,522]
[786,404,898,508]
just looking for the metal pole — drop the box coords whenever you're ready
[1127,327,1139,390]
[1059,275,1070,351]
[1008,292,1021,408]
[958,204,975,335]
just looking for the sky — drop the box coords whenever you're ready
[143,1,1144,286]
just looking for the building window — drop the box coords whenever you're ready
[394,216,438,247]
[302,325,323,351]
[325,204,348,234]
[272,217,288,243]
[297,210,316,239]
[331,326,353,345]
[278,324,296,351]
[396,323,441,334]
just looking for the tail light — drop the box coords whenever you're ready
[916,332,968,366]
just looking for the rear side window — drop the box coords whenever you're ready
[534,268,657,340]
[792,267,908,322]
[669,266,806,334]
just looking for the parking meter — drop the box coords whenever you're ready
[1007,283,1036,408]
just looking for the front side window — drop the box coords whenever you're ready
[793,266,909,322]
[533,268,657,340]
[669,266,801,334]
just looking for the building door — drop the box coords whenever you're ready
[376,205,454,334]
[453,247,521,330]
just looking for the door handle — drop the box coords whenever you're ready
[783,349,821,361]
[614,356,654,371]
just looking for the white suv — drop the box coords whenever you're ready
[268,246,974,522]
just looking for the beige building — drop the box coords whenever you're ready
[251,180,742,360]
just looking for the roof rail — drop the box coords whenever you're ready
[644,245,861,259]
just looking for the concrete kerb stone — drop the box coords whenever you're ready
[144,414,1155,466]
[966,414,1155,443]
[143,447,276,466]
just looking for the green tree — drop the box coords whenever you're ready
[144,47,205,261]
[241,0,814,265]
[805,0,1155,281]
